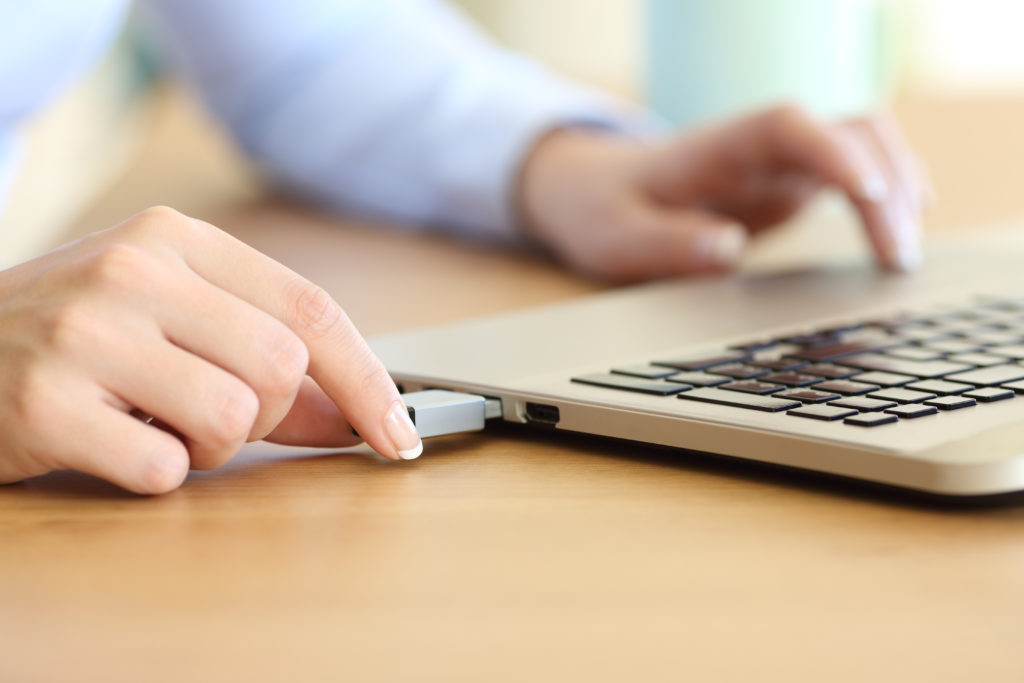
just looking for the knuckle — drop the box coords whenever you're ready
[40,301,99,352]
[290,282,344,340]
[355,357,393,397]
[765,102,810,132]
[81,243,153,291]
[135,205,185,228]
[122,205,200,244]
[132,205,186,235]
[208,383,259,446]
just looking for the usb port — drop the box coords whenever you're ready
[524,402,560,425]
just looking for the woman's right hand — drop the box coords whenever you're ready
[0,206,422,494]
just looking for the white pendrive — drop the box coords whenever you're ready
[401,389,502,439]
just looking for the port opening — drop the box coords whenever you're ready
[524,402,560,425]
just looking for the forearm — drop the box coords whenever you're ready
[143,0,657,241]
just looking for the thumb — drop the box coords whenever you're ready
[609,205,748,280]
[262,376,363,449]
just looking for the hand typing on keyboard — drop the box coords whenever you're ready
[519,106,929,281]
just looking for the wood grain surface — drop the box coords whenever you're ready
[3,92,1024,683]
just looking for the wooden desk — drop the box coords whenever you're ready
[3,93,1024,682]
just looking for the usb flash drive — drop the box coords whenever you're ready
[401,389,502,439]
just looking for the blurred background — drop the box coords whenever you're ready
[456,0,1024,100]
[3,0,1024,266]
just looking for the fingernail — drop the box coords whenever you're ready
[385,400,422,460]
[892,206,923,272]
[707,225,746,267]
[857,174,888,203]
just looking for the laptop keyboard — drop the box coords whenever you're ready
[571,296,1024,426]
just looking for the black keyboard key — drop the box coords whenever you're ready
[782,332,841,346]
[851,371,916,387]
[720,380,784,395]
[665,371,730,387]
[677,388,800,412]
[758,372,821,387]
[844,413,899,427]
[828,396,898,412]
[791,339,901,362]
[1001,380,1024,393]
[611,364,678,379]
[708,364,771,379]
[923,395,977,410]
[811,380,880,395]
[945,365,1024,385]
[817,323,866,336]
[787,404,858,421]
[775,389,841,403]
[964,387,1015,402]
[749,358,808,371]
[868,388,937,404]
[728,340,777,352]
[652,353,748,371]
[840,354,973,378]
[571,374,689,395]
[884,404,939,419]
[801,363,861,379]
[905,379,973,395]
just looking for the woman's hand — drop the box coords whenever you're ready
[519,105,929,281]
[0,206,421,494]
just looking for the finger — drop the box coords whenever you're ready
[749,107,919,271]
[54,388,191,495]
[263,377,363,448]
[598,201,747,281]
[130,208,421,461]
[844,113,930,215]
[641,107,914,270]
[827,125,921,271]
[711,174,823,232]
[843,116,928,261]
[644,107,887,206]
[154,261,309,442]
[100,332,259,471]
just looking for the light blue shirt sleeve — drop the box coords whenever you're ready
[143,0,658,242]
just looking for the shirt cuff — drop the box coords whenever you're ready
[426,57,667,243]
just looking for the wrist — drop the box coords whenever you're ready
[515,127,646,251]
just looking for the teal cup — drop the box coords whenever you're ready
[645,0,897,128]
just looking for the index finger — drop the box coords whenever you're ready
[138,208,422,461]
[746,106,921,271]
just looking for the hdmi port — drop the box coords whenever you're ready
[524,402,560,425]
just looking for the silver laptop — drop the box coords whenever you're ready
[369,220,1024,497]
